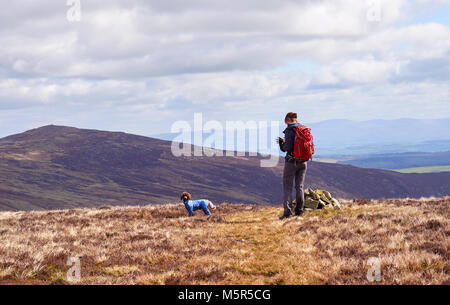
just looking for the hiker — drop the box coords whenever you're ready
[180,192,216,217]
[277,112,314,219]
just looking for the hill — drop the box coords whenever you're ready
[1,125,450,211]
[0,197,448,284]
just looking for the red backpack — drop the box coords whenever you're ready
[293,125,314,161]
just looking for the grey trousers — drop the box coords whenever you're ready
[282,160,308,216]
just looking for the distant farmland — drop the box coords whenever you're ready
[337,150,450,170]
[394,165,450,173]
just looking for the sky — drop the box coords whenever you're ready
[0,0,449,138]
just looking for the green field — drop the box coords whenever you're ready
[394,165,450,173]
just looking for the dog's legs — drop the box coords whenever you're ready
[208,201,216,210]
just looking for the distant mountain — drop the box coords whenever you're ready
[337,151,450,169]
[153,118,450,156]
[0,125,449,211]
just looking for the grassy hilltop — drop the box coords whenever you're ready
[0,197,448,285]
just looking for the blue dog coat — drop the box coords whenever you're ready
[184,199,211,217]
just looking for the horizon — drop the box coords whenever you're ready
[3,118,450,159]
[2,116,450,140]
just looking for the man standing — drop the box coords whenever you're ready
[277,112,308,219]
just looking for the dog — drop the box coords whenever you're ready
[180,192,216,217]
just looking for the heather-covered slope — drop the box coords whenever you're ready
[0,125,450,211]
[0,125,284,210]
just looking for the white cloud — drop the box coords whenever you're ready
[0,0,449,137]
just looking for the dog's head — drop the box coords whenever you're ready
[180,192,191,202]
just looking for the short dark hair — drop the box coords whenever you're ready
[285,112,297,122]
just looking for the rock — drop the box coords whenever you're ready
[332,198,342,209]
[294,189,342,211]
[305,198,320,209]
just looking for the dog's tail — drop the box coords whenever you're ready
[208,201,217,210]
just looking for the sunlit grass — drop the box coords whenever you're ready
[0,198,448,284]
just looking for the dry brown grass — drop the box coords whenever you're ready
[0,198,448,285]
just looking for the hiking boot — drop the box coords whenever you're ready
[294,210,305,217]
[279,214,291,220]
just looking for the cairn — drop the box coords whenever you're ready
[293,188,342,211]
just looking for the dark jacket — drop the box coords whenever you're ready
[279,122,300,161]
